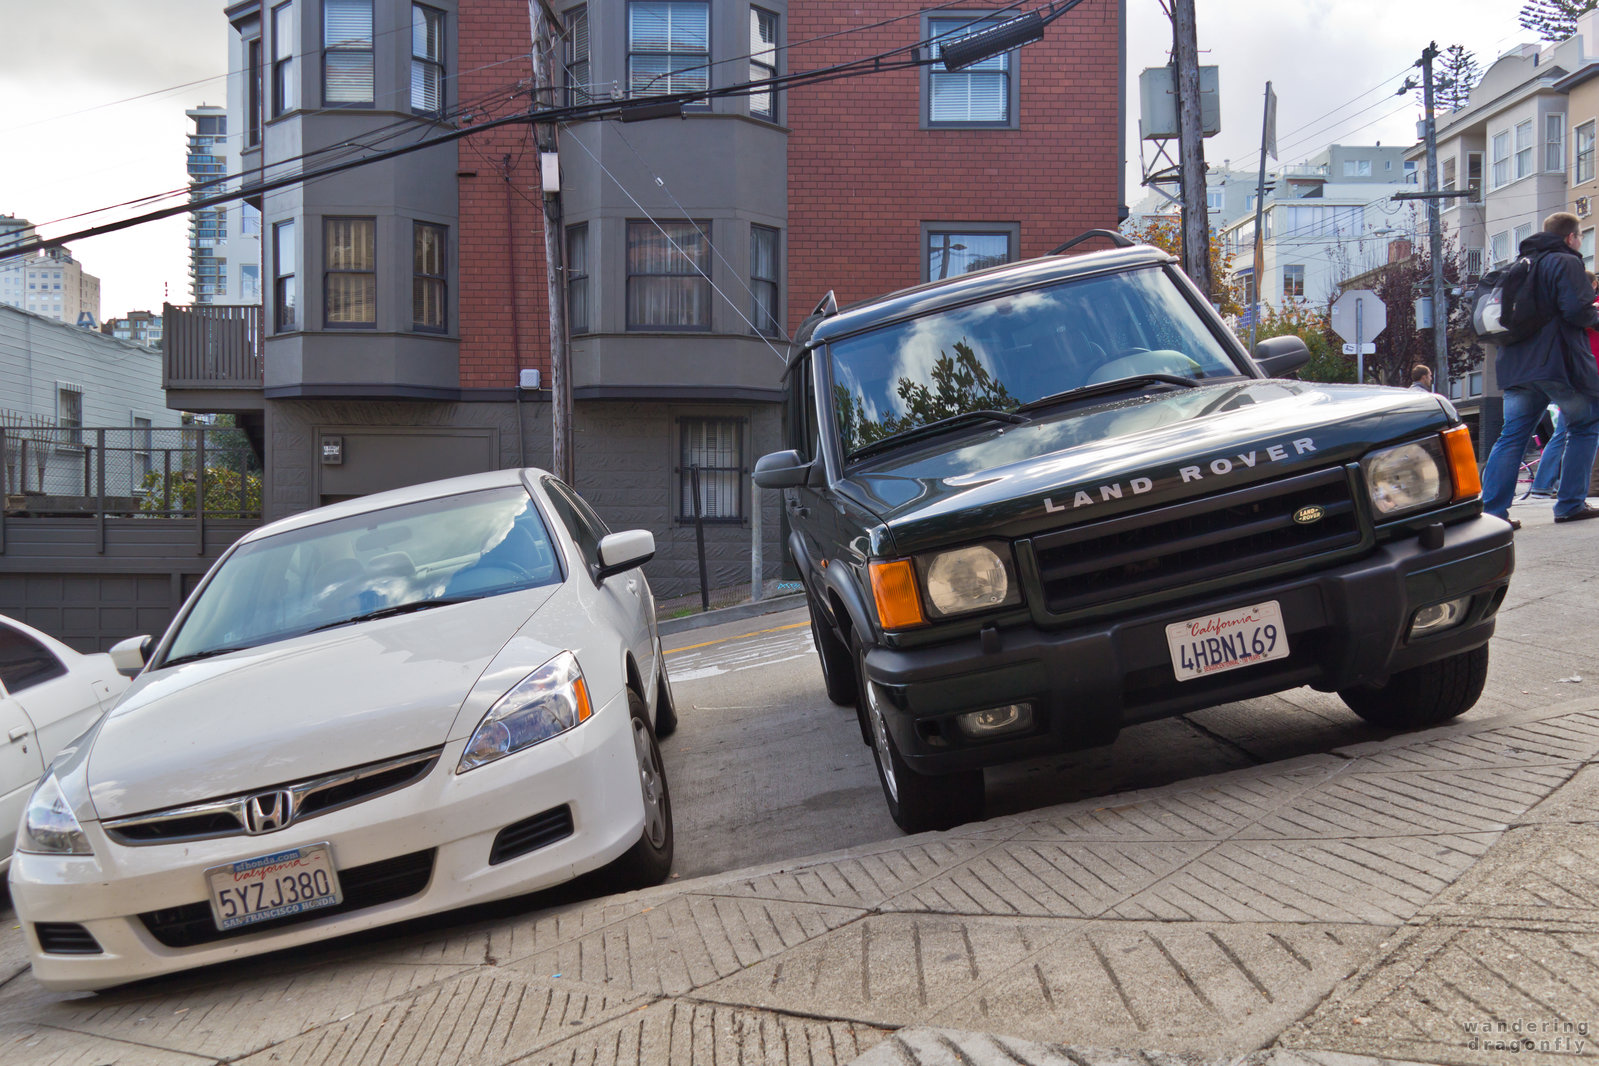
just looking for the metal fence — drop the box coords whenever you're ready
[1,424,262,519]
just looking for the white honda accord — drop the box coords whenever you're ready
[9,469,677,991]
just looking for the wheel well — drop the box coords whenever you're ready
[624,654,646,701]
[827,588,854,646]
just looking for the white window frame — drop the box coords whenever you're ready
[1489,230,1510,267]
[1576,121,1596,184]
[1546,113,1565,173]
[920,12,1020,129]
[1491,130,1510,189]
[1515,119,1535,180]
[56,383,83,451]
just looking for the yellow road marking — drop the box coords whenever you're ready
[666,620,807,655]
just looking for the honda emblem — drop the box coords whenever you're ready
[244,790,295,834]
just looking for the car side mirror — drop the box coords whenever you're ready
[109,635,153,677]
[753,449,813,489]
[1253,335,1312,378]
[596,529,655,583]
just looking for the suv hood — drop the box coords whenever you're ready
[85,587,556,818]
[844,381,1452,555]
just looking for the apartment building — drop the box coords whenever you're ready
[1218,144,1418,318]
[186,105,263,304]
[184,0,1124,596]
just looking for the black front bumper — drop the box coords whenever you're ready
[863,516,1514,774]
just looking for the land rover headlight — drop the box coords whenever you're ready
[1363,438,1448,516]
[18,773,93,856]
[919,543,1022,618]
[458,651,593,772]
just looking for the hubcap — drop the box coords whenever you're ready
[632,720,668,848]
[864,677,899,803]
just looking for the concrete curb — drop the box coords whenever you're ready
[657,591,806,636]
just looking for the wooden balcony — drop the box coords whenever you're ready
[162,303,262,391]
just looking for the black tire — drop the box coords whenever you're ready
[856,641,984,833]
[810,596,858,707]
[653,655,679,739]
[1339,645,1489,729]
[602,690,674,888]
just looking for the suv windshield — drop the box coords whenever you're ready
[828,266,1244,458]
[162,486,562,666]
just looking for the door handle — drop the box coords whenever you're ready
[8,726,29,743]
[787,498,810,519]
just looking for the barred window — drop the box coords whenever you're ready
[57,383,84,449]
[679,417,743,521]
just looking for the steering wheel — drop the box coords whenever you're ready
[1087,349,1202,384]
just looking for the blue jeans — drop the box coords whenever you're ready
[1531,408,1566,493]
[1482,382,1599,518]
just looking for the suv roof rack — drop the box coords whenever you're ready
[1051,229,1137,255]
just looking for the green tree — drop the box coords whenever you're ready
[1519,0,1595,42]
[835,340,1016,454]
[1253,303,1351,383]
[139,467,262,517]
[1419,45,1480,111]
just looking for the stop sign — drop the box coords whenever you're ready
[1330,290,1387,344]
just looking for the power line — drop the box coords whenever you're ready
[16,1,1090,256]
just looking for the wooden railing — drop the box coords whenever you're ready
[163,303,263,389]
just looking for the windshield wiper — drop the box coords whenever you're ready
[309,596,472,634]
[1013,373,1200,416]
[159,644,257,669]
[847,409,1028,463]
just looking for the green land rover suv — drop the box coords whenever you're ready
[754,233,1514,833]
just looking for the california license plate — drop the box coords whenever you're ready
[1165,601,1289,682]
[206,843,343,931]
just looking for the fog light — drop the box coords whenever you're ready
[1409,597,1469,638]
[956,703,1033,738]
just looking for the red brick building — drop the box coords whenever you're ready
[203,0,1125,596]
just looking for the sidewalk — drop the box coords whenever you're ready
[3,688,1596,1065]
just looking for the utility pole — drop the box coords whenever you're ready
[530,1,573,484]
[1172,0,1212,300]
[1420,42,1450,397]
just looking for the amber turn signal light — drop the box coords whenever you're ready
[869,559,926,630]
[1441,425,1480,500]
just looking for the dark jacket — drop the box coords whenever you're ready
[1497,230,1599,395]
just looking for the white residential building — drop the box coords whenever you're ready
[1218,145,1419,317]
[186,105,261,305]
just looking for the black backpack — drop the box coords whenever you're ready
[1471,251,1553,342]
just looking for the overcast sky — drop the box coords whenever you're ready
[0,0,1538,319]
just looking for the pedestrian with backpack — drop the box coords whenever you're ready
[1479,211,1599,528]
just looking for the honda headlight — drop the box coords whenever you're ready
[918,542,1022,618]
[18,774,93,856]
[458,651,593,772]
[1363,438,1448,516]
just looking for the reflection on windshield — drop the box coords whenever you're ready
[162,486,561,666]
[828,266,1243,457]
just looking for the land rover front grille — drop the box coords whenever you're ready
[103,748,442,846]
[1028,466,1363,616]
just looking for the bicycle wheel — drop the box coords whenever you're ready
[1516,460,1537,500]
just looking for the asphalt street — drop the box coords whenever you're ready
[1,492,1596,1064]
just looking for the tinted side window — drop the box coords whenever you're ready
[0,622,67,695]
[542,478,606,575]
